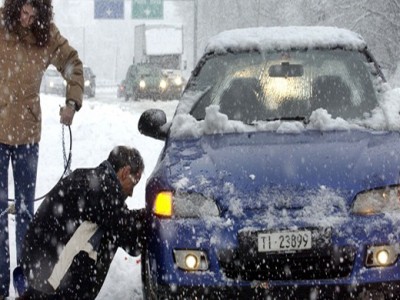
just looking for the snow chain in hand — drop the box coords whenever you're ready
[62,124,72,176]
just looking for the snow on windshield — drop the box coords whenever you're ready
[170,85,400,138]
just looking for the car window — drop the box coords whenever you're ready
[137,64,163,78]
[189,49,379,123]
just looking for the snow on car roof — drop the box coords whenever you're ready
[204,26,367,54]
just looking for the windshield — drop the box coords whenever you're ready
[189,49,379,124]
[138,64,163,78]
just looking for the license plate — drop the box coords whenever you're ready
[258,230,312,252]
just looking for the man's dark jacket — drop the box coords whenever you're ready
[20,161,144,299]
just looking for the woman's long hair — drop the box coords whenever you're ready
[2,0,53,47]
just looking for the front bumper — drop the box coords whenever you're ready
[145,215,400,299]
[155,281,400,299]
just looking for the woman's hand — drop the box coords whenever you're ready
[59,105,75,125]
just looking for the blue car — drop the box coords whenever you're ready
[138,26,400,299]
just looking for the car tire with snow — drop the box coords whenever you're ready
[141,249,158,300]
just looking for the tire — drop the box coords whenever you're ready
[141,249,158,300]
[90,86,96,98]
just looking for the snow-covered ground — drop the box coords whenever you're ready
[7,87,178,299]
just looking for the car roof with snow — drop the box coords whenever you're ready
[204,26,367,54]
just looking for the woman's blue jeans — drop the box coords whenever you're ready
[0,143,38,297]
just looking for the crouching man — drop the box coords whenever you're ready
[18,146,145,299]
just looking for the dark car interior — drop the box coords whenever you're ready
[219,77,266,124]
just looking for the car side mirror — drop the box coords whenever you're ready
[138,109,168,140]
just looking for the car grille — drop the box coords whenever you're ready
[218,229,356,281]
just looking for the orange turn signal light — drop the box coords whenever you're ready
[153,191,173,217]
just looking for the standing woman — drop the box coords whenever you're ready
[0,0,84,298]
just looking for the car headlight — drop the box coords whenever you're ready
[352,186,400,215]
[173,249,209,271]
[365,244,399,267]
[153,191,220,218]
[159,79,167,90]
[139,80,146,89]
[174,76,183,86]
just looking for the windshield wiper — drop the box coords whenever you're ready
[263,116,310,124]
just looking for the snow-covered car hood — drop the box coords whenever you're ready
[156,129,400,211]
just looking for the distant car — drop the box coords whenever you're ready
[41,65,96,98]
[124,63,184,101]
[83,65,96,98]
[138,26,400,299]
[40,66,66,96]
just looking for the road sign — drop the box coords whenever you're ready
[132,0,163,19]
[94,0,124,19]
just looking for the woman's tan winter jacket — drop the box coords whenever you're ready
[0,8,83,145]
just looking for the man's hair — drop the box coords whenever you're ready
[2,0,53,47]
[107,146,144,175]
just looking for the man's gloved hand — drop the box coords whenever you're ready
[8,202,16,215]
[59,101,76,125]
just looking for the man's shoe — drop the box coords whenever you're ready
[13,266,28,297]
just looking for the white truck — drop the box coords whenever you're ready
[122,24,186,101]
[134,24,185,78]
